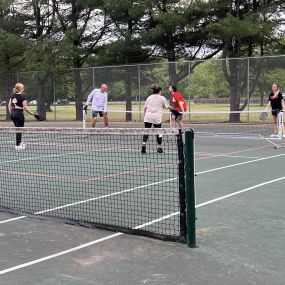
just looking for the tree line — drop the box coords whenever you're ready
[0,0,284,121]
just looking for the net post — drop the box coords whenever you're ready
[185,129,196,248]
[177,129,187,242]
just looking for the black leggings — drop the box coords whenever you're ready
[11,109,25,146]
[143,122,162,145]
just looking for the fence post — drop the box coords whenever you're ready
[92,67,95,89]
[138,65,141,122]
[52,72,56,121]
[247,58,250,123]
[185,129,196,247]
[188,61,191,121]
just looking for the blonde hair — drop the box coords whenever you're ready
[272,82,280,89]
[13,83,24,94]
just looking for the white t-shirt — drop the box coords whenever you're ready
[144,94,169,124]
[87,89,108,111]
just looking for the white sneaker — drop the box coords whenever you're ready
[15,144,25,150]
[20,143,26,149]
[270,134,277,138]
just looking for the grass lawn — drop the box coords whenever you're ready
[0,102,269,123]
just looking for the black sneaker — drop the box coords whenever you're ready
[157,147,163,153]
[141,145,146,153]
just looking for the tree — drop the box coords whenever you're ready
[143,0,221,86]
[190,60,229,100]
[0,0,29,119]
[207,0,284,122]
[52,0,110,120]
[16,0,59,119]
[95,0,150,121]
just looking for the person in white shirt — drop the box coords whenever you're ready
[142,86,170,154]
[85,84,108,128]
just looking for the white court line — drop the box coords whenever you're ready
[196,153,285,175]
[0,176,284,275]
[0,146,175,166]
[196,153,261,159]
[0,211,178,275]
[219,154,261,159]
[1,153,283,223]
[0,178,177,224]
[0,233,123,275]
[0,148,114,165]
[196,176,285,208]
[196,134,275,141]
[0,216,26,224]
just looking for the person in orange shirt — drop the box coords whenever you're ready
[168,85,187,129]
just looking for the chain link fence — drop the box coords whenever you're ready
[1,55,285,122]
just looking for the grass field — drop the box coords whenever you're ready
[0,102,269,123]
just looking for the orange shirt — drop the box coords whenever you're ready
[172,91,187,112]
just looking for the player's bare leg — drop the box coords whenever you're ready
[171,115,176,128]
[91,117,97,128]
[103,113,109,127]
[273,115,278,135]
[177,119,183,129]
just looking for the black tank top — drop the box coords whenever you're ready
[10,93,26,109]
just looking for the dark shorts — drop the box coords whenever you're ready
[92,110,104,118]
[272,110,281,117]
[171,109,183,121]
[144,122,161,129]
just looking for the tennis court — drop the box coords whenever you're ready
[0,120,284,285]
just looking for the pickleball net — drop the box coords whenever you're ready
[0,127,195,243]
[187,110,285,149]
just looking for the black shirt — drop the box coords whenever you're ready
[268,92,283,110]
[10,93,26,109]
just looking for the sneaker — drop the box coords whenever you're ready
[270,134,278,138]
[141,145,146,154]
[20,143,26,149]
[15,145,25,150]
[157,147,163,153]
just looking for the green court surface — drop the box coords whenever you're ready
[0,124,284,285]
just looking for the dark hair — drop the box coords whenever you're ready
[151,85,162,94]
[170,85,177,92]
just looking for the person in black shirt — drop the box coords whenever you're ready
[266,82,285,138]
[8,83,36,150]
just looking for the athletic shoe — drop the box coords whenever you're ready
[15,145,25,150]
[157,147,163,153]
[20,142,26,149]
[270,134,278,138]
[141,145,146,154]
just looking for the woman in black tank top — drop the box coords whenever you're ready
[8,83,35,150]
[266,82,285,138]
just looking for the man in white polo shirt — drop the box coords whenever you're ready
[85,84,108,128]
